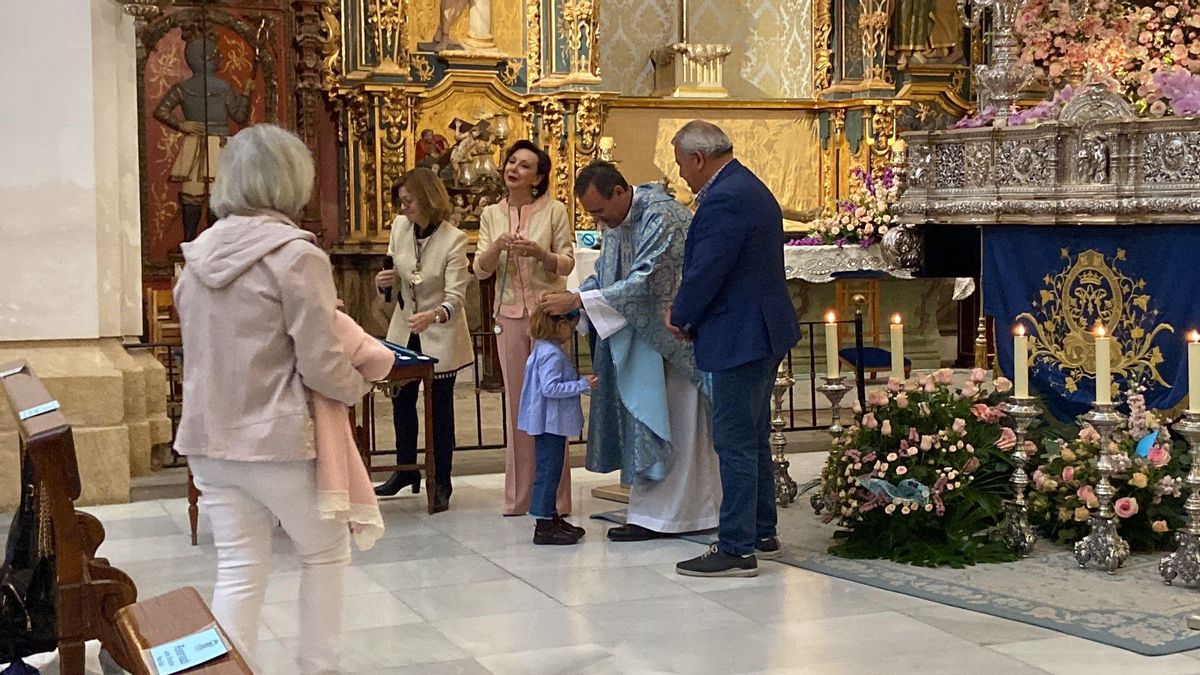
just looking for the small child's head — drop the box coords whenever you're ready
[529,308,580,344]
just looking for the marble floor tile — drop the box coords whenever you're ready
[95,532,206,563]
[261,565,389,604]
[574,594,759,642]
[701,577,893,624]
[360,554,513,591]
[260,590,423,638]
[356,658,494,675]
[990,636,1200,675]
[476,644,633,675]
[519,565,691,607]
[350,531,474,566]
[770,611,986,665]
[432,607,621,657]
[398,577,561,622]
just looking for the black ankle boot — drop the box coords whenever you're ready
[534,518,582,545]
[432,483,452,513]
[374,471,420,497]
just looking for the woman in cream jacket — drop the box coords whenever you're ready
[473,140,576,517]
[374,168,473,512]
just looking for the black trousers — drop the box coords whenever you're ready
[391,334,457,490]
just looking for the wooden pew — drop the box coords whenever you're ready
[0,360,138,674]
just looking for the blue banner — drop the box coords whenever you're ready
[984,226,1200,420]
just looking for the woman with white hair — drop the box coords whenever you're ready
[174,123,373,674]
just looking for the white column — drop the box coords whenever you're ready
[0,0,143,341]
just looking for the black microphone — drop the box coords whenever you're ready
[382,258,394,303]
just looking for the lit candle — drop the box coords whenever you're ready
[1189,331,1200,413]
[1094,323,1111,405]
[890,313,904,380]
[1014,324,1029,399]
[825,311,840,378]
[598,136,614,151]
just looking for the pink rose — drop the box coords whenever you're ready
[1062,465,1075,483]
[936,368,955,385]
[896,392,909,409]
[997,427,1017,450]
[1080,482,1099,504]
[1165,4,1180,18]
[924,382,937,393]
[920,435,934,451]
[952,418,967,435]
[896,465,908,475]
[1114,497,1140,518]
[886,377,902,393]
[881,420,893,436]
[970,368,988,383]
[1032,469,1047,487]
[1153,520,1169,533]
[993,377,1013,393]
[962,383,979,398]
[863,413,879,429]
[867,390,888,407]
[1148,446,1171,467]
[1078,425,1101,444]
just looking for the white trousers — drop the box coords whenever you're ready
[190,457,350,675]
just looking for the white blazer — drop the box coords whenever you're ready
[383,216,474,374]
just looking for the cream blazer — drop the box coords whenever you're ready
[473,196,575,318]
[383,217,474,374]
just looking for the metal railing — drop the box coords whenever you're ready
[140,312,868,460]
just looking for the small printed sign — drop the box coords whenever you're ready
[17,400,59,421]
[148,626,228,675]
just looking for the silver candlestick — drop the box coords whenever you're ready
[771,361,799,506]
[817,375,850,437]
[1160,412,1200,586]
[1000,397,1039,556]
[1074,403,1130,573]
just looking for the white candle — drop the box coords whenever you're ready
[890,314,904,380]
[1014,324,1029,399]
[825,311,839,378]
[1189,331,1200,413]
[1094,323,1111,405]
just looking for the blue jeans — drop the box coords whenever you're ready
[710,357,779,555]
[531,433,568,519]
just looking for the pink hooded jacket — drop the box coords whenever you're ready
[174,213,374,462]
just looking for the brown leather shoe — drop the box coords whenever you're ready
[552,515,585,537]
[607,523,671,542]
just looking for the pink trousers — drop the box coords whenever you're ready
[496,314,572,515]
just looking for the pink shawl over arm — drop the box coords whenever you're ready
[312,311,395,550]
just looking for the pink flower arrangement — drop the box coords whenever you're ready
[970,403,1007,424]
[802,166,898,247]
[994,377,1013,393]
[1062,465,1075,483]
[1115,496,1140,518]
[952,417,968,435]
[1077,485,1099,508]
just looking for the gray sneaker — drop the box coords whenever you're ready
[676,544,758,577]
[755,537,782,561]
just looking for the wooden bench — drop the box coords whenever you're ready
[0,360,138,673]
[115,586,251,674]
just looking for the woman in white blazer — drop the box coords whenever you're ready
[374,168,474,512]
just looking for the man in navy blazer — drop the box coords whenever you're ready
[668,121,800,577]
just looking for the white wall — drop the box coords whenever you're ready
[0,0,142,341]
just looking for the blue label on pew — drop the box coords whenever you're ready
[150,626,228,675]
[17,400,59,421]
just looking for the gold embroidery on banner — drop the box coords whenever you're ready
[1017,249,1174,398]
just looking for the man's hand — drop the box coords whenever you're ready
[180,120,206,135]
[663,308,691,342]
[585,374,600,389]
[408,311,436,334]
[539,291,582,316]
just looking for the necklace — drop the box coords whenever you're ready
[411,224,432,286]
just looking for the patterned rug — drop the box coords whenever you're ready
[591,508,1200,656]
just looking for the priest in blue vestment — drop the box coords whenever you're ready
[539,161,721,540]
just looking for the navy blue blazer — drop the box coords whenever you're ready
[670,160,801,373]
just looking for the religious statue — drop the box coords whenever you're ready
[1075,135,1110,184]
[447,119,497,187]
[891,0,963,68]
[415,128,449,168]
[420,0,497,53]
[154,31,253,242]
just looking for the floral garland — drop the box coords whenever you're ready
[1027,392,1189,551]
[814,369,1020,567]
[791,166,898,248]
